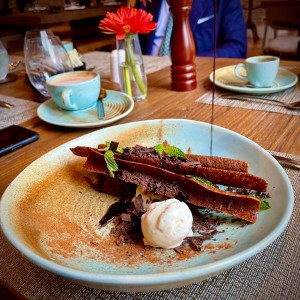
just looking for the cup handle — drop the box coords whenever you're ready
[234,63,248,81]
[61,89,77,110]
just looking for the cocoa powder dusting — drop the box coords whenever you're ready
[12,159,239,269]
[12,166,204,267]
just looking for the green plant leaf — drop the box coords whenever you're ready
[260,200,271,210]
[154,144,164,155]
[186,175,215,187]
[154,144,185,158]
[104,150,118,178]
[104,141,124,154]
[248,193,271,211]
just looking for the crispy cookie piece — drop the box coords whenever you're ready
[71,147,261,223]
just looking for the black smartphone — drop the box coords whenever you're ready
[0,125,39,157]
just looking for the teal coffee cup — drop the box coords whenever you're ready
[47,71,100,111]
[234,55,280,88]
[62,40,74,52]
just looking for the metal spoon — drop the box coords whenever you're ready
[0,100,14,109]
[98,88,106,119]
[223,81,256,88]
[223,95,300,110]
[273,155,300,170]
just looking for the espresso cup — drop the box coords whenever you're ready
[234,56,280,88]
[46,71,100,111]
[62,40,74,52]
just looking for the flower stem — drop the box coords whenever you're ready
[124,53,132,97]
[126,35,147,95]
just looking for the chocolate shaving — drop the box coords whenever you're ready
[133,194,146,216]
[121,213,132,222]
[174,247,185,254]
[101,197,224,252]
[99,200,130,227]
[187,236,208,251]
[109,141,119,151]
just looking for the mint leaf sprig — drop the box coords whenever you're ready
[98,141,124,178]
[250,193,271,211]
[186,175,216,187]
[98,141,124,154]
[154,143,185,158]
[260,200,271,210]
[104,150,118,177]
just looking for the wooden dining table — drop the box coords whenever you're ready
[0,54,299,299]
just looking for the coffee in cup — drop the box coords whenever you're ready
[234,56,280,88]
[47,71,100,111]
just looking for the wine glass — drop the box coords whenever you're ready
[24,35,73,97]
[29,1,47,12]
[24,29,55,53]
[0,40,9,81]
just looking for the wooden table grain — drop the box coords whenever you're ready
[0,57,299,198]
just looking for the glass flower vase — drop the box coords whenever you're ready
[116,34,147,101]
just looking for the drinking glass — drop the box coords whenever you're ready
[0,40,9,80]
[24,29,55,52]
[29,1,47,12]
[25,35,73,97]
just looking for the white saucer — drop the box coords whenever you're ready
[37,90,134,128]
[209,66,298,95]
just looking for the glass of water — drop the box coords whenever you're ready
[24,35,73,97]
[24,29,55,50]
[0,40,9,80]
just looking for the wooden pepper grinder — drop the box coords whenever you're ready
[169,0,197,91]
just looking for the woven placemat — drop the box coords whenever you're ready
[0,95,39,129]
[196,65,300,116]
[81,51,171,81]
[196,86,300,116]
[0,152,299,300]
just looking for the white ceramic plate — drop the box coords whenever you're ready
[209,66,298,94]
[37,90,134,128]
[0,119,293,292]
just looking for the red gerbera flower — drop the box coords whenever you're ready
[99,6,157,40]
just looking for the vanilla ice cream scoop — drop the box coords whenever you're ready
[141,198,193,249]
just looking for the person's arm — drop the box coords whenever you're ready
[216,0,247,58]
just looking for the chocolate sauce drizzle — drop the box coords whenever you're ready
[210,0,217,156]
